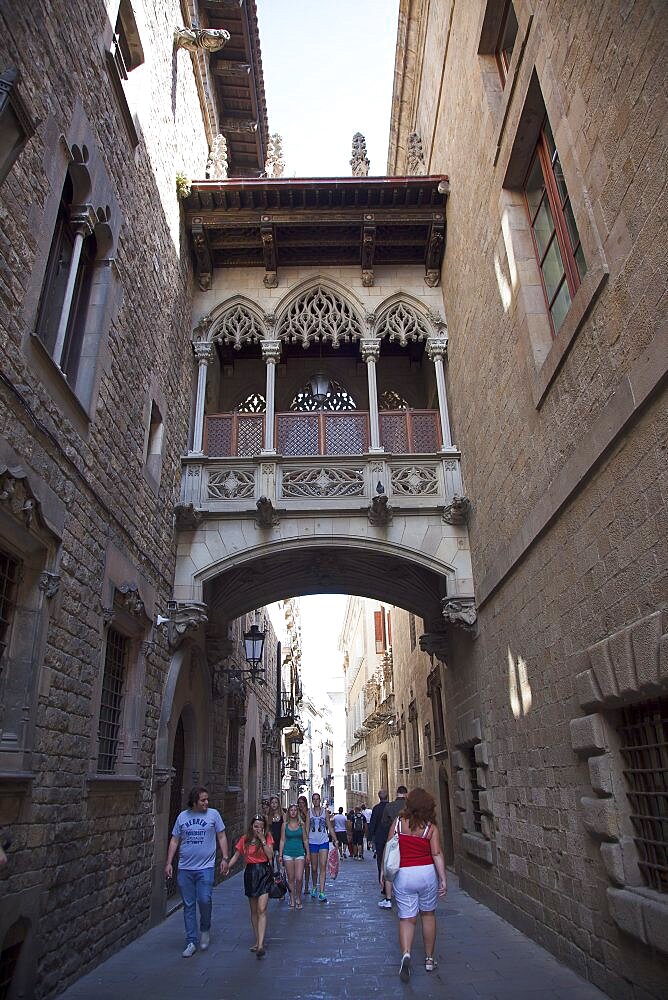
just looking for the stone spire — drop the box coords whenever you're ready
[350,132,370,177]
[406,131,426,175]
[265,133,285,178]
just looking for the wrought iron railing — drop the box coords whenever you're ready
[203,410,441,458]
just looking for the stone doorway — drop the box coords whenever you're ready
[166,715,185,901]
[246,737,258,829]
[439,764,455,866]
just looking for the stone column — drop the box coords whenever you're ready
[361,339,383,453]
[191,341,214,455]
[426,337,455,451]
[261,340,281,454]
[53,210,95,370]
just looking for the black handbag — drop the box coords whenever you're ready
[269,869,288,899]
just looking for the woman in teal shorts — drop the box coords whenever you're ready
[278,802,310,908]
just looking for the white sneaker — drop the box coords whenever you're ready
[182,942,197,958]
[378,898,392,909]
[200,931,210,950]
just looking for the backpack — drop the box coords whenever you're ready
[353,813,365,833]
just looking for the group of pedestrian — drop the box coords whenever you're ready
[370,784,448,981]
[166,781,448,982]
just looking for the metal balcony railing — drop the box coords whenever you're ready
[203,410,441,458]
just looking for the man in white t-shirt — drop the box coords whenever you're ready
[165,787,229,957]
[362,803,373,851]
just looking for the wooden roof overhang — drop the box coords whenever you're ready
[201,0,269,176]
[184,175,449,290]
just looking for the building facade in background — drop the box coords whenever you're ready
[388,2,667,997]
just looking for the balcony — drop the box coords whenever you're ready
[204,409,442,458]
[277,692,295,728]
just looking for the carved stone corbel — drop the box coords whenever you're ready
[157,601,208,648]
[367,493,393,527]
[38,572,61,599]
[424,218,445,287]
[117,584,145,617]
[419,631,449,662]
[191,219,213,291]
[361,222,375,287]
[442,494,471,525]
[255,496,279,528]
[261,225,278,288]
[0,466,42,529]
[174,503,204,530]
[442,597,477,631]
[174,27,230,53]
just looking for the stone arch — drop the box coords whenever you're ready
[373,291,443,346]
[204,295,267,350]
[275,278,366,349]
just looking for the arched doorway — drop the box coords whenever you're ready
[246,737,258,829]
[438,763,454,866]
[166,715,185,900]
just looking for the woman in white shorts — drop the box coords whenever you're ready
[383,787,447,982]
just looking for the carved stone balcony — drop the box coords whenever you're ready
[180,452,463,514]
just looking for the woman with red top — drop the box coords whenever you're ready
[226,814,274,958]
[383,787,447,982]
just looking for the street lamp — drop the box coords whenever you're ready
[243,611,266,673]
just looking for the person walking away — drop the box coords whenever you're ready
[297,794,311,895]
[352,806,366,859]
[345,808,354,859]
[265,794,285,883]
[368,789,390,906]
[332,807,348,859]
[362,802,373,851]
[377,784,408,906]
[165,786,229,957]
[279,802,310,907]
[226,814,275,958]
[383,787,447,982]
[308,792,336,901]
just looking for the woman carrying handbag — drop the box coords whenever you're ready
[382,787,447,982]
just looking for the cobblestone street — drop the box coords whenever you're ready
[56,859,610,1000]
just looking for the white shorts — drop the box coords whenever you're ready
[393,864,438,918]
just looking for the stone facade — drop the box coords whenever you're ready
[388,2,667,997]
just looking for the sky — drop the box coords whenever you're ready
[269,595,348,704]
[256,0,400,177]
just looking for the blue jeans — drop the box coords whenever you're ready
[177,867,215,945]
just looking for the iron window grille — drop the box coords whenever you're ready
[523,116,587,336]
[618,698,668,893]
[97,627,128,773]
[467,747,483,833]
[0,549,20,668]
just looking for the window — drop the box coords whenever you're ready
[467,748,483,833]
[112,0,145,79]
[495,1,518,86]
[409,700,421,767]
[523,117,587,335]
[0,549,20,665]
[427,665,447,753]
[408,612,417,651]
[35,173,97,383]
[144,400,164,486]
[374,608,387,654]
[97,627,128,773]
[0,68,34,186]
[618,698,668,894]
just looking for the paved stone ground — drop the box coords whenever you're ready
[56,858,610,1000]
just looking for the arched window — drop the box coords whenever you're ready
[290,376,356,412]
[235,392,266,413]
[379,389,409,410]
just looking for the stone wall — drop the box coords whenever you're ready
[389,1,667,996]
[0,2,209,995]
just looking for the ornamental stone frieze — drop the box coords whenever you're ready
[157,600,208,648]
[442,597,477,630]
[442,494,471,525]
[174,27,230,53]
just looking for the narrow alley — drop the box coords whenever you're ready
[55,860,609,1000]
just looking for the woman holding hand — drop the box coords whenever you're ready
[278,802,310,908]
[226,814,274,958]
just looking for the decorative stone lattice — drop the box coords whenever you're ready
[213,304,264,350]
[390,465,439,496]
[208,469,255,500]
[376,302,429,346]
[280,466,365,499]
[277,285,363,348]
[350,132,370,176]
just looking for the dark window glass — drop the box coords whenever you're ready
[0,549,20,666]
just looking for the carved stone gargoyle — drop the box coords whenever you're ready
[174,503,203,530]
[255,496,279,528]
[174,27,230,53]
[442,494,472,525]
[157,601,208,649]
[442,597,477,632]
[368,481,393,526]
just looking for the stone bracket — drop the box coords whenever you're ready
[261,224,278,288]
[191,218,213,291]
[361,222,376,287]
[441,494,471,525]
[424,218,445,286]
[255,496,279,528]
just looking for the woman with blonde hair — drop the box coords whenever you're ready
[278,802,310,908]
[226,813,275,958]
[383,786,447,981]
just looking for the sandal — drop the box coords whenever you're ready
[425,956,437,972]
[249,945,258,952]
[295,900,303,909]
